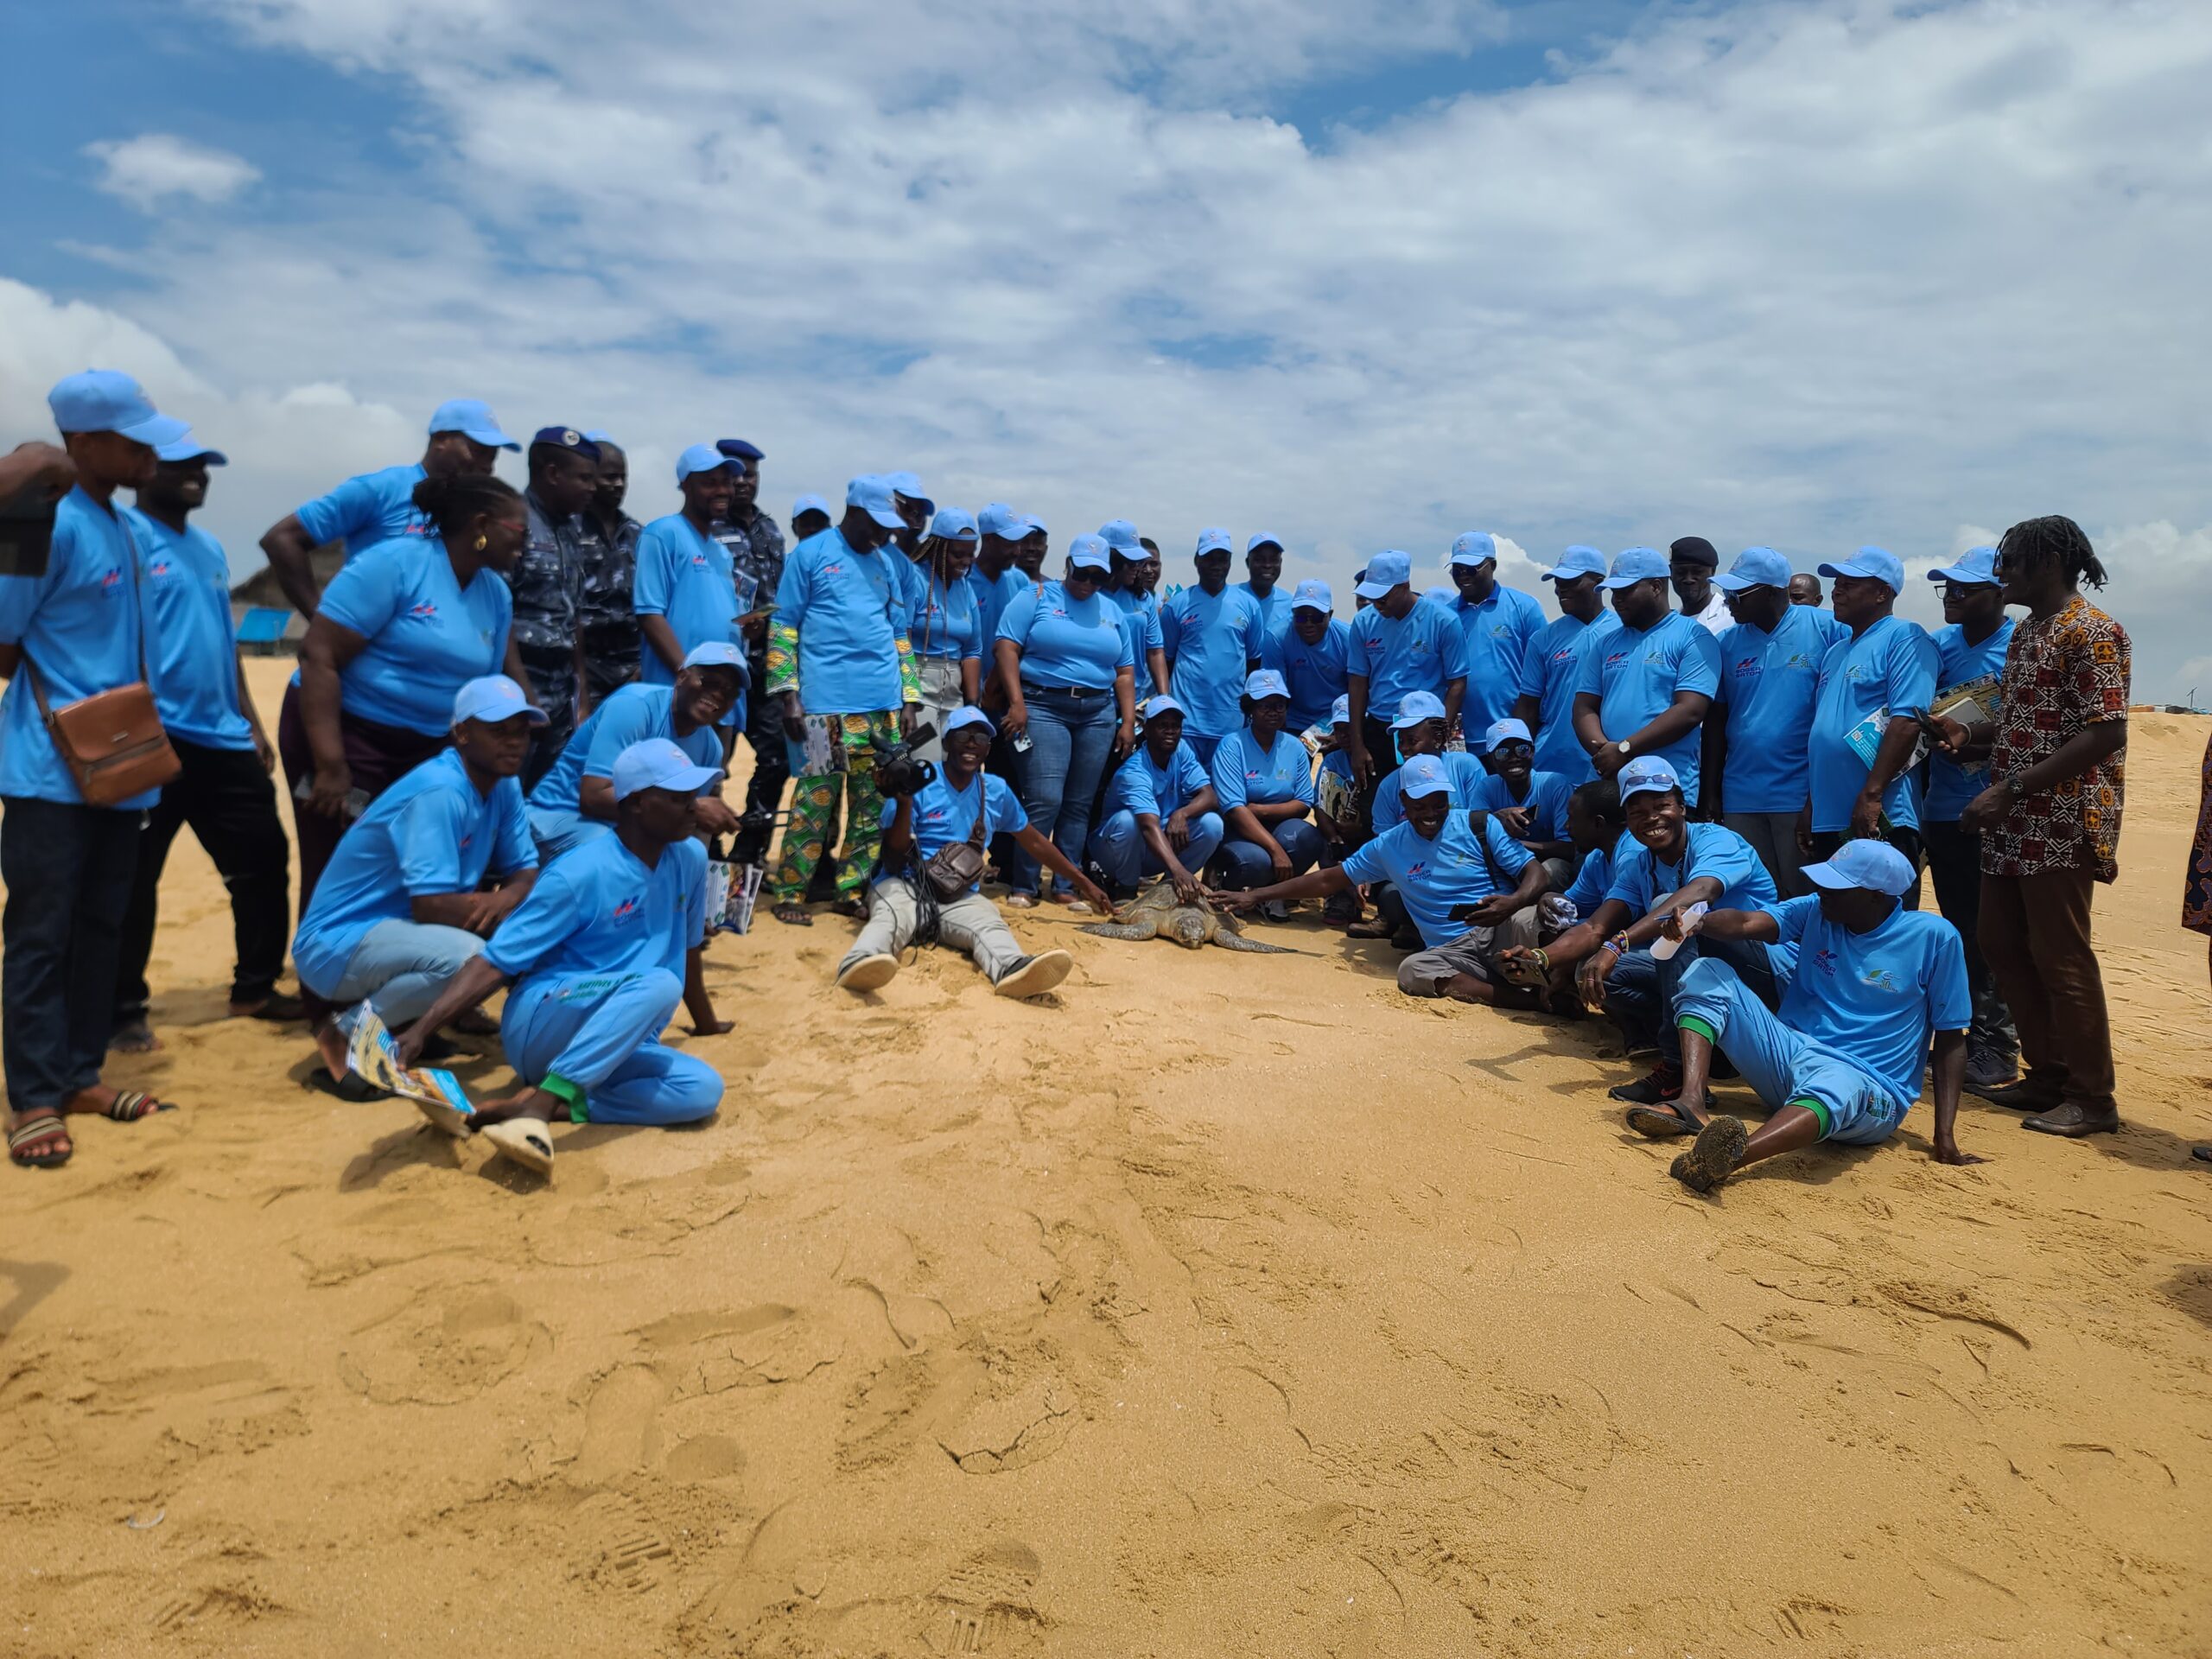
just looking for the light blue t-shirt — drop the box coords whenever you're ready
[876,772,1027,893]
[634,513,741,688]
[317,536,514,735]
[1260,620,1352,733]
[911,568,982,662]
[1575,611,1722,805]
[1923,618,2015,823]
[772,526,911,716]
[1468,768,1575,845]
[1560,834,1630,919]
[998,581,1135,690]
[1516,611,1616,785]
[527,683,722,815]
[1605,821,1777,916]
[292,463,430,561]
[0,489,164,807]
[291,748,536,996]
[1346,596,1468,715]
[1104,741,1211,820]
[1210,728,1317,811]
[1340,810,1535,948]
[126,509,255,751]
[1769,896,1972,1109]
[1808,614,1940,834]
[967,565,1032,648]
[1161,583,1266,739]
[1371,747,1487,834]
[486,832,707,986]
[1106,586,1166,663]
[1713,605,1849,814]
[1235,580,1291,645]
[1450,583,1547,734]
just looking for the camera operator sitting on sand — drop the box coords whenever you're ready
[836,706,1110,999]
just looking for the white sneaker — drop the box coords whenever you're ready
[836,953,899,993]
[994,950,1072,1000]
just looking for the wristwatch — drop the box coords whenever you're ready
[1616,740,1632,755]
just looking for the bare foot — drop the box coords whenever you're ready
[110,1021,162,1055]
[314,1020,350,1082]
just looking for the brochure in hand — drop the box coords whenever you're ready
[346,1004,474,1135]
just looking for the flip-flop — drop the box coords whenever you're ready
[9,1114,73,1170]
[411,1095,473,1139]
[105,1090,176,1122]
[1669,1116,1749,1192]
[306,1069,391,1103]
[1626,1103,1699,1139]
[481,1118,555,1177]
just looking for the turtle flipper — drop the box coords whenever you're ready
[1210,929,1294,953]
[1081,922,1158,941]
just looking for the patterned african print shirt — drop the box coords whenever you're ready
[1981,594,2129,882]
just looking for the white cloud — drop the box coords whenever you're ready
[84,134,262,210]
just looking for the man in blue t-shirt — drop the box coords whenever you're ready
[1102,524,1170,695]
[1160,528,1266,766]
[1511,546,1616,787]
[1467,717,1576,880]
[1235,533,1292,644]
[1444,532,1547,738]
[1088,696,1225,900]
[257,398,518,618]
[1573,547,1721,805]
[835,708,1109,997]
[1700,545,1847,899]
[1343,550,1470,800]
[1917,547,2018,1086]
[1259,579,1350,735]
[112,436,302,1055]
[1630,839,1978,1192]
[389,738,734,1177]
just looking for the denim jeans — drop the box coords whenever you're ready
[1213,817,1327,890]
[1086,808,1226,889]
[1604,932,1780,1068]
[1012,683,1117,897]
[3,798,141,1110]
[327,918,486,1027]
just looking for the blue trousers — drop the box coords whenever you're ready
[1212,817,1326,891]
[1184,732,1225,768]
[1674,957,1907,1143]
[1605,933,1780,1068]
[327,918,486,1027]
[1011,684,1117,897]
[1087,809,1225,888]
[501,967,721,1126]
[527,804,612,864]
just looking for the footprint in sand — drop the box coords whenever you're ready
[337,1287,550,1406]
[663,1433,746,1483]
[928,1541,1044,1654]
[572,1363,666,1484]
[569,1490,673,1595]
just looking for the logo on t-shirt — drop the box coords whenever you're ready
[1808,944,1839,977]
[407,601,439,619]
[1862,966,1904,993]
[612,896,641,922]
[100,568,124,596]
[149,560,174,580]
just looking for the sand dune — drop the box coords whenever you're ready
[1,663,2205,1657]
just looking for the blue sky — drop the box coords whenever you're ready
[7,0,2210,702]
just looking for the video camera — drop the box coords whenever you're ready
[869,721,938,798]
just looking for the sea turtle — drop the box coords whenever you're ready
[1077,884,1294,952]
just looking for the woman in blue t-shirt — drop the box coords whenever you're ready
[283,472,533,907]
[994,534,1137,908]
[1209,670,1334,909]
[908,507,984,761]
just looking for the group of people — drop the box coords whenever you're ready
[2,368,2192,1190]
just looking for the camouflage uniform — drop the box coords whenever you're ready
[575,509,644,701]
[515,489,586,788]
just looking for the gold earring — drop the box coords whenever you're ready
[474,535,487,550]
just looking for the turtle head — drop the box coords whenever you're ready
[1167,910,1208,948]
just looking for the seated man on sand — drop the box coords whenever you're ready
[525,642,743,860]
[1213,754,1550,1004]
[1086,694,1224,903]
[837,707,1111,998]
[1637,838,1980,1190]
[1466,717,1577,884]
[293,676,541,1098]
[391,738,733,1176]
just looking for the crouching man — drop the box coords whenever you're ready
[393,737,731,1177]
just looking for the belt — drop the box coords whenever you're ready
[1020,680,1109,698]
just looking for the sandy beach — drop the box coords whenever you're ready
[1,658,2204,1659]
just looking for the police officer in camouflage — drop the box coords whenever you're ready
[712,438,790,864]
[514,427,598,788]
[575,431,644,709]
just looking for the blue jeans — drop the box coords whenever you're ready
[327,918,486,1027]
[2,798,139,1110]
[1604,933,1781,1069]
[1087,809,1226,889]
[502,967,721,1126]
[1213,816,1326,891]
[1675,957,1907,1143]
[1012,683,1117,897]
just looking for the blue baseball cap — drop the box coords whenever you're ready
[1421,584,1459,609]
[715,438,764,463]
[450,674,547,728]
[1357,550,1413,598]
[428,398,519,451]
[1618,755,1682,801]
[1243,669,1290,702]
[884,471,932,516]
[1802,837,1916,897]
[1541,545,1608,582]
[1713,545,1793,594]
[1450,531,1498,567]
[155,435,226,466]
[1398,754,1452,799]
[845,474,906,530]
[1600,547,1669,591]
[929,507,978,542]
[677,442,741,485]
[1393,690,1447,728]
[1246,531,1284,555]
[1195,526,1235,557]
[1327,694,1351,728]
[1818,544,1904,594]
[1484,717,1534,752]
[943,706,996,740]
[1290,579,1333,613]
[792,493,831,521]
[977,503,1025,540]
[1928,546,1999,586]
[682,641,748,674]
[1098,518,1141,552]
[1141,694,1186,721]
[531,426,600,461]
[611,737,721,801]
[48,370,189,448]
[582,429,617,445]
[1067,532,1112,571]
[1019,512,1047,537]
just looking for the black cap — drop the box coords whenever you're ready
[715,438,764,462]
[1669,536,1719,567]
[531,426,600,460]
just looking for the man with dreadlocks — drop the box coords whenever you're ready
[1936,514,2129,1140]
